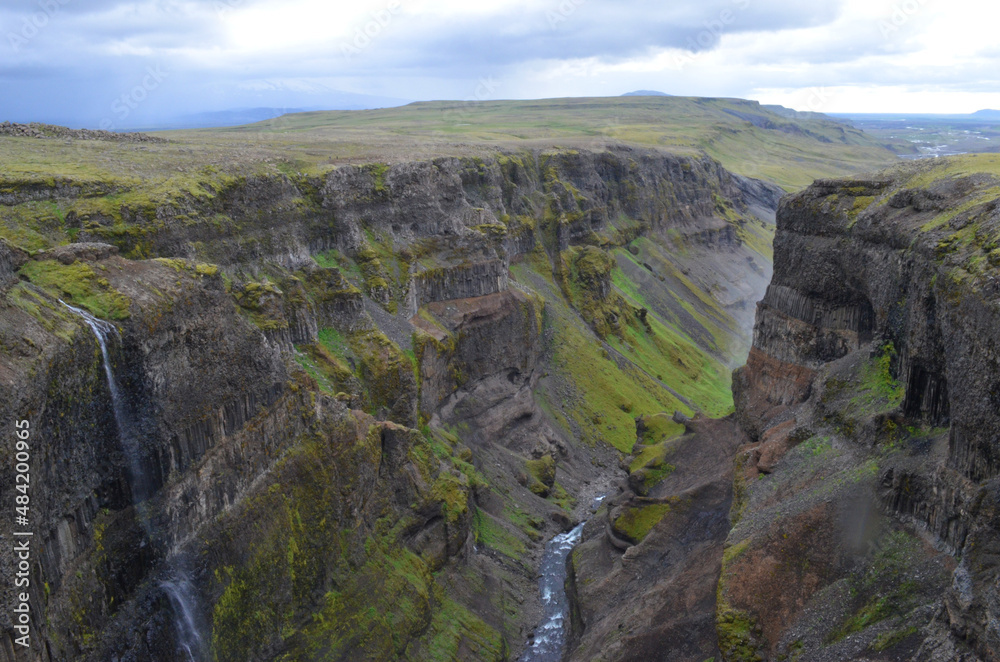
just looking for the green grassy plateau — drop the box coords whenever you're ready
[176,96,902,191]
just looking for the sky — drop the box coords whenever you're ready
[1,0,999,128]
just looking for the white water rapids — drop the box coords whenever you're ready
[519,494,606,662]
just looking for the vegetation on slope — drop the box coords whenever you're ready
[20,259,131,320]
[209,417,502,662]
[0,98,898,254]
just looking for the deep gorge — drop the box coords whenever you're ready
[6,135,997,661]
[0,146,779,661]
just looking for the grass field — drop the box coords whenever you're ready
[184,96,903,190]
[0,96,902,203]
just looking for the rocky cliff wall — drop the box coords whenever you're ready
[41,149,770,265]
[726,157,1000,661]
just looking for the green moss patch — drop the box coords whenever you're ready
[6,283,79,341]
[849,343,905,415]
[514,258,690,453]
[871,625,918,652]
[547,483,574,512]
[403,591,505,662]
[828,593,912,644]
[716,607,764,662]
[637,412,680,445]
[628,441,677,495]
[628,418,681,494]
[612,501,673,544]
[346,327,417,424]
[20,259,130,320]
[558,245,632,339]
[717,534,763,661]
[607,313,733,417]
[318,327,350,358]
[293,343,354,396]
[472,507,527,561]
[827,529,924,644]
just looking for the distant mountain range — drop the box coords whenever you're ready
[47,89,413,131]
[140,93,410,130]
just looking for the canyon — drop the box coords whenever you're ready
[0,139,779,661]
[2,107,998,662]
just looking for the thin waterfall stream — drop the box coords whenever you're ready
[519,494,606,662]
[61,301,208,661]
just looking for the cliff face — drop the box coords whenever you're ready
[0,145,780,661]
[724,156,1000,661]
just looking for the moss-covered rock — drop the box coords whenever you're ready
[20,258,130,320]
[611,500,674,544]
[525,455,556,497]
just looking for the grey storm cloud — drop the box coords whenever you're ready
[0,0,967,126]
[2,1,224,54]
[369,0,843,71]
[2,0,843,64]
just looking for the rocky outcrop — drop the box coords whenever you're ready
[0,239,28,288]
[409,259,509,313]
[0,122,164,143]
[303,266,365,328]
[0,253,296,658]
[0,249,497,661]
[725,158,1000,661]
[11,148,780,271]
[414,289,540,416]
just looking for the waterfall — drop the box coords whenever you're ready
[60,301,125,432]
[59,301,145,497]
[161,571,208,662]
[61,301,208,661]
[519,494,606,662]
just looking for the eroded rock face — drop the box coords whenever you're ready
[45,148,780,270]
[725,160,1000,661]
[567,417,746,662]
[0,252,497,661]
[415,289,540,417]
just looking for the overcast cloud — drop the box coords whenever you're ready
[0,0,997,128]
